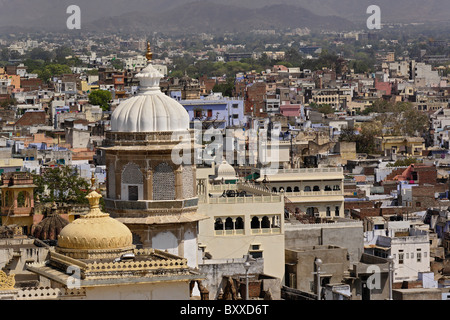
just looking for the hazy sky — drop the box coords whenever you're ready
[0,0,448,30]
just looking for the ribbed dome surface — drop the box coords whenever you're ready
[110,63,190,132]
[33,214,69,241]
[215,160,237,180]
[57,191,133,251]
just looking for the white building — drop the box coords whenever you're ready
[255,167,345,218]
[196,164,285,283]
[364,220,431,283]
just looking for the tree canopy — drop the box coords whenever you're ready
[88,90,112,111]
[33,166,91,205]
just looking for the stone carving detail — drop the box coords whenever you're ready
[107,163,115,199]
[153,162,175,200]
[0,270,15,290]
[15,287,86,300]
[121,162,143,184]
[182,166,194,198]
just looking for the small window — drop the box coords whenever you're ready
[251,216,260,229]
[225,217,233,230]
[250,251,263,259]
[261,216,271,228]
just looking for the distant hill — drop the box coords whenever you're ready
[85,1,355,34]
[0,0,448,32]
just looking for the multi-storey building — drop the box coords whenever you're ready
[196,164,285,283]
[364,221,430,283]
[255,167,345,218]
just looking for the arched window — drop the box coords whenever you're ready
[313,186,320,191]
[261,216,271,228]
[122,162,143,184]
[333,185,341,191]
[326,207,331,217]
[304,186,311,192]
[17,191,28,207]
[286,187,292,192]
[225,217,234,230]
[122,162,143,201]
[235,217,244,230]
[294,186,300,192]
[324,185,331,191]
[272,187,277,193]
[335,206,340,216]
[251,216,260,229]
[214,218,224,230]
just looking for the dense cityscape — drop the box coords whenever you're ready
[0,0,449,306]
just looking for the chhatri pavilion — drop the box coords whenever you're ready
[26,181,205,300]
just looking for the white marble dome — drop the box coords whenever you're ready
[110,63,190,132]
[215,160,237,181]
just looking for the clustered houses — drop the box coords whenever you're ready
[0,31,449,301]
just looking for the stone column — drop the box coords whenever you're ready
[175,165,183,200]
[145,168,153,200]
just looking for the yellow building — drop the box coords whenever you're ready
[0,74,20,89]
[0,172,36,235]
[375,136,425,157]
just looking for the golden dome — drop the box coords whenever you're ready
[56,189,133,259]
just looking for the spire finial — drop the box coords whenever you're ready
[90,171,96,191]
[146,41,153,62]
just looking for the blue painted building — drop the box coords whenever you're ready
[179,93,245,129]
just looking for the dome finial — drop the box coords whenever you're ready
[86,172,105,217]
[146,41,153,62]
[90,171,96,191]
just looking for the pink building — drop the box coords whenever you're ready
[280,103,301,117]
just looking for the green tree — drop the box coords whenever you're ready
[28,47,55,62]
[33,166,91,204]
[213,78,235,97]
[386,158,422,167]
[32,63,72,83]
[365,101,429,137]
[88,90,112,111]
[316,104,334,115]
